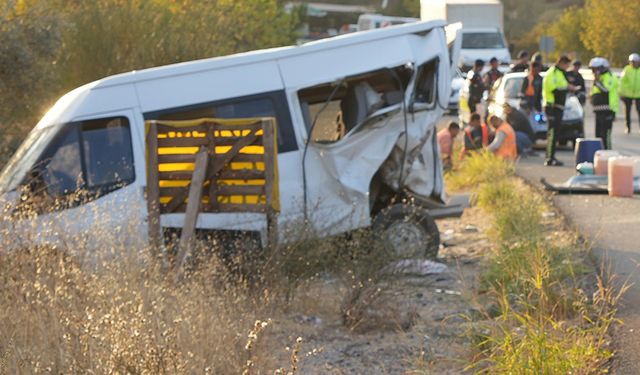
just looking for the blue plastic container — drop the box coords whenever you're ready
[575,138,604,166]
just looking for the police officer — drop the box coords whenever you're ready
[620,53,640,133]
[589,57,619,149]
[566,60,586,105]
[467,59,485,114]
[542,55,578,166]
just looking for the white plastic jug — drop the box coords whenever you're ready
[608,157,635,197]
[594,150,621,176]
[629,156,640,178]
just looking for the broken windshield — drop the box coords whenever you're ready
[298,65,412,144]
[0,125,58,194]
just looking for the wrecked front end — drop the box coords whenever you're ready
[298,57,459,239]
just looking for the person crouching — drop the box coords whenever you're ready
[486,115,517,161]
[437,121,461,171]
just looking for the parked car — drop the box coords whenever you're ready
[459,72,584,146]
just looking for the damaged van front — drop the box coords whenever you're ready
[0,20,461,259]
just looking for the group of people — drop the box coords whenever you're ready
[446,50,640,169]
[437,112,518,171]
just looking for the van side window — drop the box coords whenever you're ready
[24,116,135,212]
[41,127,82,196]
[144,91,298,153]
[414,59,438,105]
[298,65,412,144]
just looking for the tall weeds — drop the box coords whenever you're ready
[447,152,620,374]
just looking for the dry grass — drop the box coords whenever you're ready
[0,193,408,374]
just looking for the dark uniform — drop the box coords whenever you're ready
[467,70,485,113]
[591,70,619,149]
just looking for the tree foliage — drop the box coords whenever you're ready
[548,6,590,60]
[581,0,640,66]
[0,0,299,158]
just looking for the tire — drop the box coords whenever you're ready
[372,204,440,259]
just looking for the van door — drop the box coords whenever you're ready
[445,23,463,78]
[15,110,147,262]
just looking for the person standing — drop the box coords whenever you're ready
[566,60,586,105]
[620,53,640,133]
[467,59,485,115]
[460,112,490,158]
[510,50,529,73]
[589,57,619,150]
[486,115,517,160]
[437,121,461,170]
[483,57,503,90]
[542,55,577,166]
[521,61,543,112]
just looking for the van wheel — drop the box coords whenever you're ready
[372,204,440,259]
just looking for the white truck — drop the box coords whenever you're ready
[421,0,510,70]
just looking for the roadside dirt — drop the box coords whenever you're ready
[259,207,493,374]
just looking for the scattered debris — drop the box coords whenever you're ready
[442,229,455,242]
[463,225,478,233]
[295,315,323,325]
[434,289,462,296]
[387,259,449,275]
[542,211,556,218]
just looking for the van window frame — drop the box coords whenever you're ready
[297,65,413,145]
[143,90,298,153]
[18,116,136,214]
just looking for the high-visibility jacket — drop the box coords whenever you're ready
[460,123,489,158]
[542,65,569,109]
[495,123,517,160]
[620,65,640,99]
[591,71,619,113]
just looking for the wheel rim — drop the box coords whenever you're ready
[383,219,429,258]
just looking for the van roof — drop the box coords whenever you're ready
[94,20,445,89]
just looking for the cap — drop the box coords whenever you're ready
[572,60,582,66]
[630,53,640,63]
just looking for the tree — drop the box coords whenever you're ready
[58,0,300,88]
[0,2,64,155]
[581,0,640,66]
[0,0,301,161]
[548,6,592,61]
[383,0,420,17]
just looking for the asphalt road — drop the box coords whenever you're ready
[514,107,640,375]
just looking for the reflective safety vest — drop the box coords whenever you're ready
[621,65,640,99]
[495,123,517,160]
[460,123,489,158]
[542,65,569,108]
[591,71,619,113]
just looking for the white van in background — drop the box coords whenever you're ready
[421,0,510,70]
[357,14,419,31]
